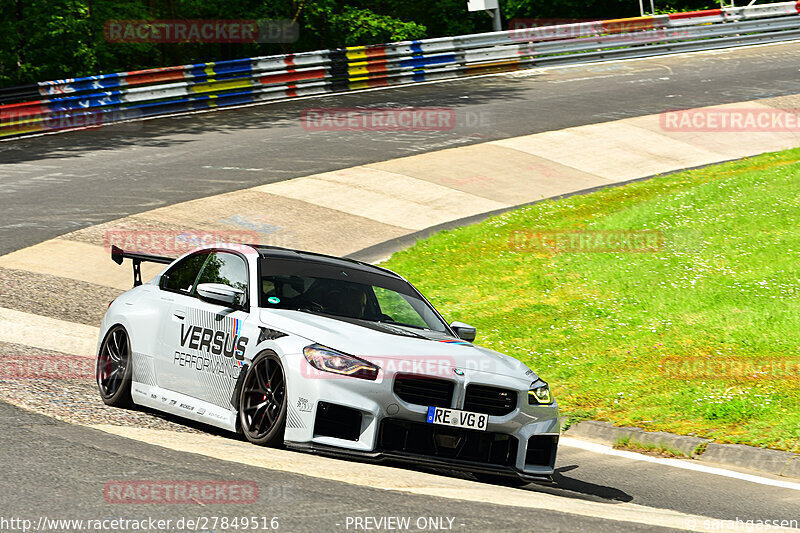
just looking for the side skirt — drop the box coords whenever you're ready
[131,382,237,432]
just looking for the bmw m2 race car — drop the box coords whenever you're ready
[97,243,559,483]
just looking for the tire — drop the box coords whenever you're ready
[474,472,530,487]
[96,325,134,408]
[238,351,287,446]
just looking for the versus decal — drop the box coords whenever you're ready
[179,323,249,360]
[173,351,243,379]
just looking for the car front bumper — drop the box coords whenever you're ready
[282,353,560,479]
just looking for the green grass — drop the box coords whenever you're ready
[613,436,691,458]
[382,149,800,452]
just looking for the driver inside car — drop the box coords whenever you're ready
[324,284,368,318]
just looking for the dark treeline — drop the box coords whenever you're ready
[0,0,716,87]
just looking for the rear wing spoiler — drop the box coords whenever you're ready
[111,245,174,287]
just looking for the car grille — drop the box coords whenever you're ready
[463,385,517,416]
[393,374,454,408]
[379,418,518,467]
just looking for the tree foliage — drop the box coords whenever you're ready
[0,0,718,87]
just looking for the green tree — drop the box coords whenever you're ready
[0,0,724,88]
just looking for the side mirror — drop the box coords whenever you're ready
[196,283,244,308]
[450,321,477,342]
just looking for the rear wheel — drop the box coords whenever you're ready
[238,352,287,446]
[96,326,133,407]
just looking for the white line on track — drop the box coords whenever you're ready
[561,437,800,491]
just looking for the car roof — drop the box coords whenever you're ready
[251,245,403,280]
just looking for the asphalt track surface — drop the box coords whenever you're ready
[3,42,800,256]
[0,402,677,533]
[1,42,800,531]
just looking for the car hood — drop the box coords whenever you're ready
[259,309,537,381]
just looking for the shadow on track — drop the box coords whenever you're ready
[0,79,531,165]
[525,464,633,503]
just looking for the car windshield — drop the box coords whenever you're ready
[259,258,448,333]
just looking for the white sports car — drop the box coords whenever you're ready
[97,243,559,483]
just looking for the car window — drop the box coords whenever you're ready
[373,287,428,328]
[195,252,249,295]
[260,270,447,332]
[161,253,208,294]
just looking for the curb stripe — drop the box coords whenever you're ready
[0,307,99,357]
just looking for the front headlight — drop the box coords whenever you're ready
[528,379,552,404]
[303,344,379,381]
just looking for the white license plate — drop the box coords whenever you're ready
[426,406,488,431]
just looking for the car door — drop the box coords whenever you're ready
[163,250,256,410]
[154,251,210,395]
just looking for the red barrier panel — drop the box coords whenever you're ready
[668,9,723,20]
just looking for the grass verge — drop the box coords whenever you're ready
[382,149,800,452]
[613,436,690,458]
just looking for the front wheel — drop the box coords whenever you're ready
[238,352,287,446]
[96,325,133,408]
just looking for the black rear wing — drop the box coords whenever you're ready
[111,245,174,287]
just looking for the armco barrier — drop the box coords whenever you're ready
[2,2,800,138]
